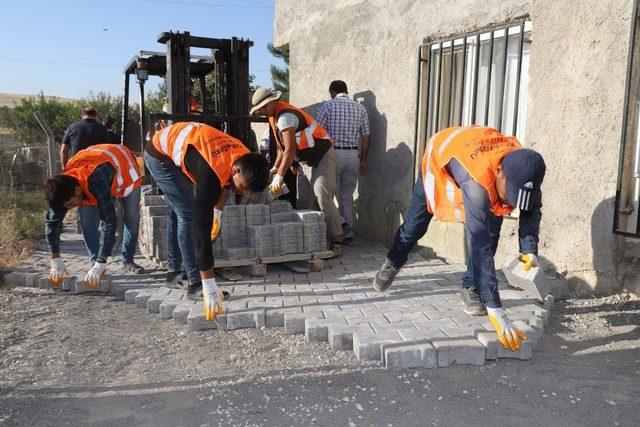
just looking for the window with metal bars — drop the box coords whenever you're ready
[415,20,532,158]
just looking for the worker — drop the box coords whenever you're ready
[45,144,144,289]
[373,126,546,352]
[144,122,270,320]
[250,88,344,255]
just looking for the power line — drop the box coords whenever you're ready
[140,0,273,8]
[0,57,120,68]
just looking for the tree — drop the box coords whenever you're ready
[268,43,289,101]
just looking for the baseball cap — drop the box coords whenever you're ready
[501,149,546,211]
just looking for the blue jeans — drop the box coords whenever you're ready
[144,151,199,284]
[386,173,502,307]
[78,188,141,263]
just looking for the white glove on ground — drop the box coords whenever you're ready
[84,262,107,289]
[49,258,68,287]
[202,277,224,321]
[487,307,527,352]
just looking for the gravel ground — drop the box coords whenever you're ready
[0,286,638,426]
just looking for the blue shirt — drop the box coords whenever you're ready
[316,93,370,148]
[61,118,112,156]
[448,158,541,291]
[45,163,117,258]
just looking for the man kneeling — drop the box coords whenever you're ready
[45,144,144,289]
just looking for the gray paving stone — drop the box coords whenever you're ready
[135,291,155,308]
[187,302,222,331]
[384,342,438,369]
[159,298,182,319]
[227,310,264,330]
[146,287,173,313]
[124,289,143,304]
[270,200,293,213]
[353,331,403,361]
[72,277,110,294]
[293,210,325,223]
[432,338,486,367]
[477,331,533,360]
[173,300,196,324]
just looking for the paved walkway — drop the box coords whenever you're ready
[3,231,548,369]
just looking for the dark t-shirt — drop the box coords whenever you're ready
[61,118,111,156]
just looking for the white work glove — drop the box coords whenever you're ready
[519,253,539,271]
[486,307,527,352]
[49,258,68,287]
[210,208,222,241]
[269,167,278,178]
[84,262,107,289]
[202,277,224,321]
[269,173,284,194]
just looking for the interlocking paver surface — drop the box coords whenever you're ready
[4,230,549,368]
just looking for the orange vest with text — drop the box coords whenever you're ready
[152,122,249,186]
[421,126,523,223]
[62,144,142,206]
[268,101,333,151]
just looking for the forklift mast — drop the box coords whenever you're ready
[121,31,263,156]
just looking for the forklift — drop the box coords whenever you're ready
[120,31,265,160]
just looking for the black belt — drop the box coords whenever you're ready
[334,146,359,150]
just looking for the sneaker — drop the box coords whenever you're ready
[122,261,145,274]
[342,223,354,246]
[373,259,399,292]
[460,285,487,316]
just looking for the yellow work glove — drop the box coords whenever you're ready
[269,173,284,194]
[487,307,527,351]
[84,262,107,289]
[202,277,224,321]
[211,208,222,241]
[49,258,68,287]
[519,253,539,271]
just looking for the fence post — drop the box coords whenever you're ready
[33,111,58,178]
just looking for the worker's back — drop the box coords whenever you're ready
[62,118,111,156]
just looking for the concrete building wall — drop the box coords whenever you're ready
[274,0,635,293]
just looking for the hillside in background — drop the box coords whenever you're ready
[0,93,77,108]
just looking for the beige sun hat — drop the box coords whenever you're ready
[250,87,282,115]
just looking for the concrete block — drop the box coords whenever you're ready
[146,287,172,313]
[502,256,549,300]
[293,210,325,223]
[72,277,110,294]
[227,310,264,330]
[328,324,374,351]
[305,318,348,342]
[4,272,26,287]
[384,342,438,369]
[24,272,41,287]
[477,331,533,360]
[143,194,165,206]
[159,298,181,319]
[172,300,196,324]
[61,275,75,292]
[223,205,246,217]
[135,291,154,307]
[245,215,269,226]
[255,244,281,258]
[303,222,327,235]
[38,276,51,289]
[247,224,279,239]
[353,332,403,361]
[432,338,486,367]
[145,205,166,217]
[187,302,220,331]
[270,212,293,223]
[266,307,301,328]
[278,222,304,236]
[270,200,293,213]
[245,204,270,216]
[223,247,255,260]
[124,289,143,304]
[284,311,324,334]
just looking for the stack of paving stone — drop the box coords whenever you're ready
[138,189,329,264]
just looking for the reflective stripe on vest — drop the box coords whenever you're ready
[85,144,140,198]
[271,101,332,151]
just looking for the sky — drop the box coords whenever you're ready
[0,0,280,100]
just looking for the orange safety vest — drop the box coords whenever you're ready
[161,97,202,115]
[421,126,523,223]
[152,122,249,186]
[268,101,333,151]
[63,144,142,206]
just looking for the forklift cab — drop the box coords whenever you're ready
[120,31,265,158]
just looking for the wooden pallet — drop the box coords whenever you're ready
[145,250,335,279]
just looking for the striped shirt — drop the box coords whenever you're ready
[316,93,370,149]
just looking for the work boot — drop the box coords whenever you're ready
[165,271,187,289]
[330,241,343,257]
[122,261,145,274]
[460,285,487,316]
[373,259,399,292]
[187,282,229,300]
[342,223,354,246]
